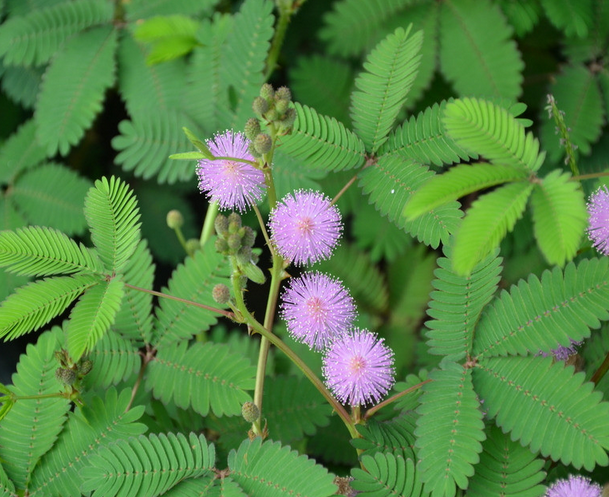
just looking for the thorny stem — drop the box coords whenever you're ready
[124,283,235,319]
[363,379,432,420]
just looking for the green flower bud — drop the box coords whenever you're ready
[215,237,229,254]
[248,142,262,158]
[244,118,261,141]
[236,246,253,265]
[78,360,93,376]
[275,99,289,116]
[55,367,76,386]
[275,86,291,102]
[259,83,275,101]
[185,238,201,253]
[277,107,296,133]
[254,133,272,155]
[227,233,242,251]
[212,284,231,304]
[166,209,184,229]
[228,213,242,233]
[214,214,229,236]
[241,226,256,247]
[242,401,260,422]
[252,96,269,116]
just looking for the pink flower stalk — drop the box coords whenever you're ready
[269,190,342,266]
[323,329,395,407]
[281,271,356,350]
[196,130,266,212]
[587,185,609,255]
[545,475,602,497]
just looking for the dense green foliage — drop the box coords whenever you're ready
[1,0,609,496]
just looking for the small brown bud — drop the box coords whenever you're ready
[55,367,76,386]
[212,284,231,304]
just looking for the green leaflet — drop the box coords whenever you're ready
[530,169,586,266]
[473,258,609,358]
[133,15,198,64]
[452,181,533,275]
[84,176,141,274]
[0,119,47,184]
[146,341,256,417]
[473,355,609,471]
[352,415,418,461]
[278,102,367,171]
[351,453,428,497]
[151,241,231,347]
[11,163,92,236]
[28,388,146,497]
[415,362,485,496]
[0,329,70,491]
[467,425,546,497]
[404,163,529,221]
[425,247,502,362]
[164,476,246,497]
[0,226,103,277]
[540,0,592,37]
[123,0,216,20]
[35,25,118,156]
[439,0,523,101]
[379,100,476,167]
[358,155,463,249]
[443,98,544,172]
[0,0,114,66]
[66,277,125,362]
[80,432,215,497]
[228,438,337,497]
[350,26,423,152]
[0,274,97,341]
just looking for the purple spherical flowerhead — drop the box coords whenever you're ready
[269,190,342,266]
[587,185,609,255]
[323,328,395,407]
[545,475,602,497]
[281,271,357,351]
[196,130,266,212]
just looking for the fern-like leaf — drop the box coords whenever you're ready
[133,14,198,64]
[0,463,16,497]
[0,226,103,276]
[146,341,256,417]
[530,170,586,267]
[351,454,428,497]
[151,242,231,348]
[379,101,476,167]
[80,432,215,497]
[540,0,592,37]
[439,0,523,101]
[35,25,117,156]
[28,388,146,497]
[541,65,604,162]
[467,424,546,497]
[473,258,609,358]
[228,438,337,496]
[0,329,70,491]
[405,164,529,221]
[0,274,97,341]
[83,329,141,388]
[0,119,46,184]
[1,64,44,109]
[415,362,485,496]
[473,355,609,470]
[350,26,423,152]
[164,476,247,497]
[66,278,124,362]
[358,155,463,249]
[443,98,544,172]
[352,415,417,461]
[278,102,367,172]
[124,0,217,21]
[112,109,200,183]
[0,0,113,66]
[319,0,413,57]
[452,181,533,276]
[425,247,502,361]
[11,163,92,235]
[84,176,141,274]
[272,149,327,200]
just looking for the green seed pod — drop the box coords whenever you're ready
[214,214,229,236]
[254,133,272,155]
[166,209,184,229]
[55,367,76,386]
[244,118,261,141]
[212,284,231,304]
[275,86,291,102]
[259,83,275,101]
[241,401,260,422]
[252,96,269,116]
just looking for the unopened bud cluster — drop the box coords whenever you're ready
[250,83,296,139]
[54,352,93,388]
[214,213,257,260]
